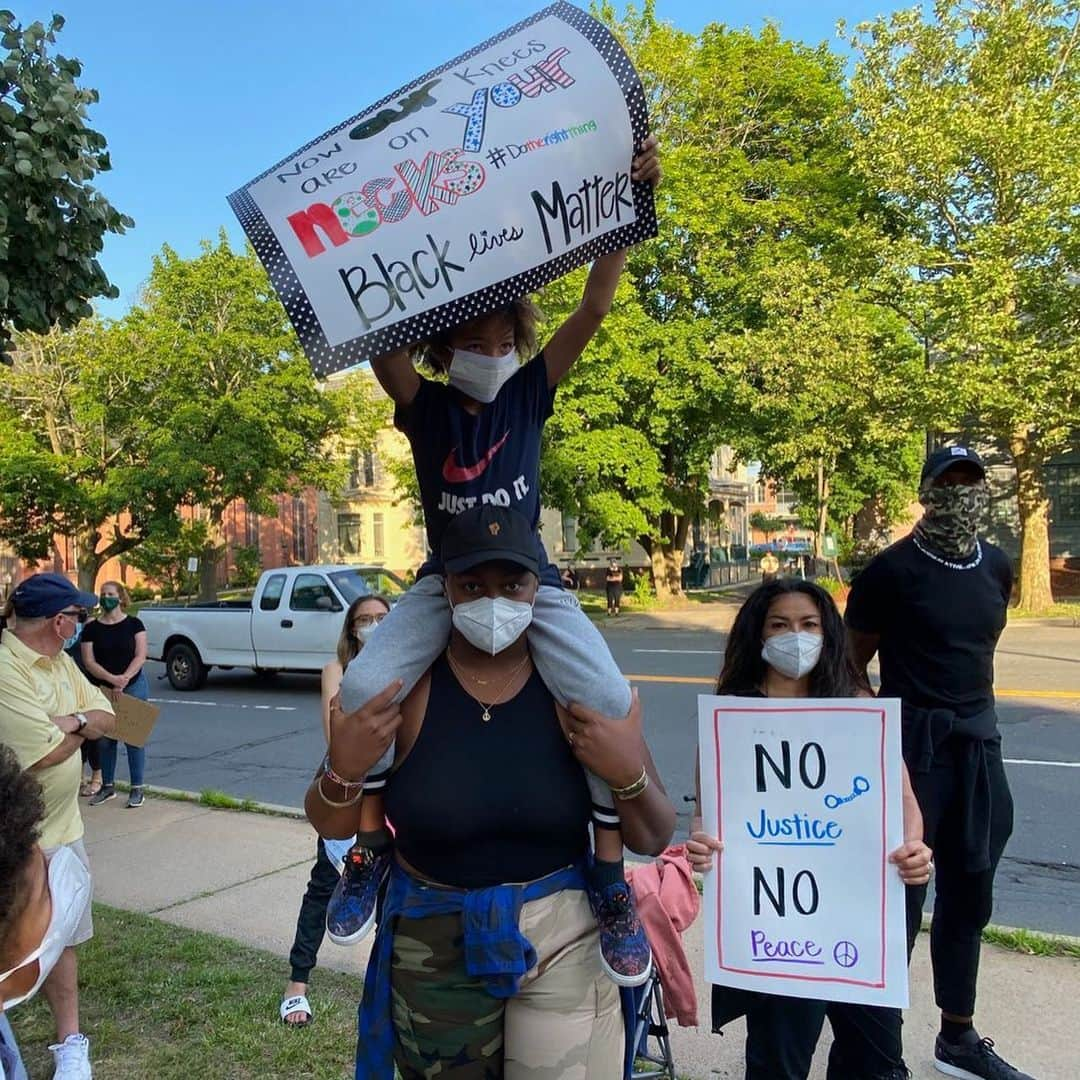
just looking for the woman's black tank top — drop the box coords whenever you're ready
[384,653,591,889]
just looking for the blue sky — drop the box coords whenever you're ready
[17,0,896,315]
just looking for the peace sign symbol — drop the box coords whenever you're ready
[833,940,859,968]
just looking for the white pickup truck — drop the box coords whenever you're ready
[140,565,407,691]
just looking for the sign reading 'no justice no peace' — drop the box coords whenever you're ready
[228,2,657,377]
[698,696,909,1008]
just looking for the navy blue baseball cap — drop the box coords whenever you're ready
[921,445,986,485]
[441,505,540,576]
[10,573,98,618]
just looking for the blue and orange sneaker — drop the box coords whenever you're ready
[589,877,652,987]
[326,844,390,946]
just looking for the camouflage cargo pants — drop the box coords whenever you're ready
[389,886,623,1078]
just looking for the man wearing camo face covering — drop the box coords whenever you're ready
[845,447,1032,1080]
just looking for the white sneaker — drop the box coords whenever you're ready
[49,1033,92,1080]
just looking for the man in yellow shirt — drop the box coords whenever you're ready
[0,574,115,1080]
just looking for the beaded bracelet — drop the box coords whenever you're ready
[612,766,649,801]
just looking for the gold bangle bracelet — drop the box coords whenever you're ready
[316,774,364,809]
[612,766,649,801]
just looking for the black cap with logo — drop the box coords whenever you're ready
[921,445,986,486]
[440,505,541,576]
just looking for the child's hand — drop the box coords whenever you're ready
[631,134,661,188]
[889,839,933,885]
[687,831,722,873]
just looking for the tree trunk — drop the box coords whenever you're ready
[814,457,830,560]
[1009,431,1053,612]
[75,531,103,593]
[198,516,228,601]
[641,512,688,602]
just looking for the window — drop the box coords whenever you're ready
[348,450,361,490]
[1048,464,1080,524]
[291,498,308,563]
[363,450,376,487]
[260,573,286,610]
[290,573,341,612]
[338,513,362,557]
[373,512,385,558]
[561,514,577,554]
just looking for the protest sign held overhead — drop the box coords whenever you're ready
[697,696,909,1008]
[228,2,657,377]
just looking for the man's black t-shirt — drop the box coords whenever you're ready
[845,535,1012,716]
[395,355,560,585]
[80,615,146,683]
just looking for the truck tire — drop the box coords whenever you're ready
[165,641,208,692]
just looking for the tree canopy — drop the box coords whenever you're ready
[0,12,131,360]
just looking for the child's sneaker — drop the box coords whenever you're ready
[326,845,390,945]
[589,877,652,987]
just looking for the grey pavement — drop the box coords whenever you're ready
[82,797,1077,1080]
[131,617,1080,935]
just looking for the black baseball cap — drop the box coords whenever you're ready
[441,505,541,576]
[11,573,98,618]
[921,445,986,485]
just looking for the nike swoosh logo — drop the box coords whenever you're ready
[442,431,511,484]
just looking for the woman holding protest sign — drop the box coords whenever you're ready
[307,505,676,1078]
[688,578,932,1080]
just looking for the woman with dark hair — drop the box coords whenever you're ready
[308,505,676,1077]
[80,581,149,808]
[688,578,932,1080]
[279,592,391,1027]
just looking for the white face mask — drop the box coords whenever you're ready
[451,596,533,655]
[447,347,518,403]
[0,847,91,1011]
[761,630,824,680]
[355,622,379,644]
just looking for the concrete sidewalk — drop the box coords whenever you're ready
[83,798,1076,1079]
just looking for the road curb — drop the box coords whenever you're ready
[125,786,1079,956]
[117,781,306,820]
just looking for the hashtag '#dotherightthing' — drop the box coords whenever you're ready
[486,145,508,169]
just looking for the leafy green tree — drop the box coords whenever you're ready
[749,512,787,542]
[845,0,1080,609]
[127,234,385,599]
[728,263,925,555]
[544,8,908,595]
[0,12,131,360]
[0,319,186,589]
[126,519,210,598]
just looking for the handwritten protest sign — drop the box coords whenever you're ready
[697,696,908,1008]
[228,2,656,377]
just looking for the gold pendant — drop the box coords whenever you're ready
[481,708,491,722]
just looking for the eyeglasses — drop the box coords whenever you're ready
[58,609,88,623]
[352,614,386,629]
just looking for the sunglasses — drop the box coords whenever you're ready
[58,608,88,624]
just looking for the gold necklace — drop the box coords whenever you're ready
[445,648,531,722]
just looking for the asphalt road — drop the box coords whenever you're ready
[125,620,1079,935]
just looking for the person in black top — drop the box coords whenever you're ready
[305,505,676,1078]
[79,581,149,809]
[688,579,931,1079]
[846,446,1032,1080]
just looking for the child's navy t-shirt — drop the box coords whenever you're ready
[395,354,561,585]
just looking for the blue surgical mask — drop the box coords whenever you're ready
[447,348,518,403]
[63,622,83,651]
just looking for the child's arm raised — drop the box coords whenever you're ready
[543,135,661,389]
[370,348,421,406]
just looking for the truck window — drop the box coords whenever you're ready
[260,574,287,611]
[290,573,341,612]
